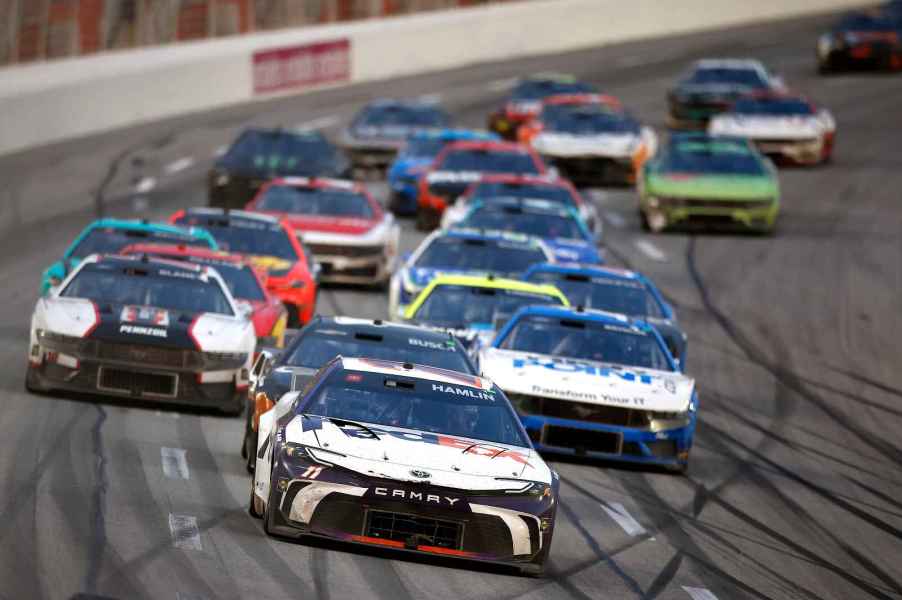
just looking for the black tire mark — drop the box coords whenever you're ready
[311,547,331,600]
[83,405,108,595]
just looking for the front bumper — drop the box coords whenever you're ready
[307,245,394,285]
[642,197,779,232]
[520,414,693,469]
[264,457,554,568]
[752,137,826,165]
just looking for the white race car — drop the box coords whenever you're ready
[708,92,836,165]
[26,254,256,414]
[251,357,558,575]
[479,305,697,472]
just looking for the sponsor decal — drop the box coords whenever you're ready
[530,384,646,407]
[512,356,654,385]
[120,306,170,326]
[427,171,482,184]
[408,337,454,351]
[432,383,495,401]
[253,40,351,95]
[373,487,460,507]
[119,324,168,338]
[409,470,431,479]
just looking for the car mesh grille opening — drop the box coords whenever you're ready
[511,393,647,427]
[98,367,177,397]
[97,343,187,368]
[543,425,622,454]
[308,244,383,258]
[366,510,462,550]
[647,440,678,458]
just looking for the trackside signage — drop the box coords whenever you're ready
[253,40,351,94]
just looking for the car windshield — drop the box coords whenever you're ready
[257,185,374,218]
[353,104,449,130]
[541,104,639,135]
[731,98,814,116]
[460,207,586,240]
[526,272,664,318]
[173,217,298,260]
[439,149,540,174]
[282,326,473,373]
[223,129,337,174]
[403,137,448,158]
[413,284,562,329]
[498,315,671,370]
[511,79,595,101]
[69,228,210,260]
[662,140,764,175]
[686,67,769,88]
[469,182,577,208]
[300,367,529,447]
[206,263,266,301]
[415,237,547,275]
[61,263,233,315]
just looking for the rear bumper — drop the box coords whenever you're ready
[317,253,394,284]
[345,145,400,169]
[520,414,694,468]
[547,155,636,185]
[752,138,827,165]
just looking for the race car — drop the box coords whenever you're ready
[416,140,549,231]
[339,99,452,172]
[40,218,218,295]
[453,197,603,264]
[119,244,289,349]
[245,177,400,286]
[478,306,696,472]
[667,59,785,129]
[242,317,477,471]
[638,133,780,233]
[518,94,658,186]
[441,174,600,235]
[404,274,568,354]
[387,129,500,215]
[817,9,902,73]
[388,229,555,319]
[209,127,351,209]
[250,357,557,575]
[708,91,836,165]
[487,73,598,140]
[170,209,317,326]
[27,254,256,414]
[522,263,686,368]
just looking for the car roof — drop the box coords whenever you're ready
[268,176,364,193]
[338,357,493,390]
[82,253,206,275]
[525,262,641,281]
[310,316,459,340]
[409,128,498,142]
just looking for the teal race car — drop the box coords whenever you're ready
[638,133,780,233]
[40,219,218,294]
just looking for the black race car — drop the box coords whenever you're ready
[338,99,452,172]
[208,128,350,209]
[816,8,902,73]
[250,357,558,576]
[667,59,783,129]
[241,316,477,471]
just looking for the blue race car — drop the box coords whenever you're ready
[478,305,697,472]
[387,129,499,215]
[523,263,686,369]
[40,219,218,294]
[388,228,554,319]
[454,197,603,265]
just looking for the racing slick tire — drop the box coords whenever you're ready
[24,365,48,394]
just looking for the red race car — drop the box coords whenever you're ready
[246,177,400,286]
[169,209,317,327]
[119,243,289,348]
[415,140,549,231]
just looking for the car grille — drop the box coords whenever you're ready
[366,510,463,550]
[98,367,178,398]
[307,244,383,258]
[509,393,649,427]
[660,197,772,210]
[97,343,187,368]
[543,425,622,454]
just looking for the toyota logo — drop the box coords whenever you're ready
[409,470,431,479]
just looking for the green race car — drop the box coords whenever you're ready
[638,133,780,233]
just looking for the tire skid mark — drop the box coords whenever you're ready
[788,374,902,420]
[83,405,108,595]
[825,366,902,401]
[311,547,331,600]
[840,476,902,516]
[347,552,415,600]
[175,415,316,598]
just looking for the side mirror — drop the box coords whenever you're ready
[235,300,254,319]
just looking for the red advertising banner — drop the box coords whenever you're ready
[252,39,351,95]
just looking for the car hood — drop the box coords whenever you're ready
[479,348,694,412]
[282,416,548,487]
[646,172,777,199]
[674,83,756,99]
[532,132,639,157]
[543,239,601,264]
[278,213,379,236]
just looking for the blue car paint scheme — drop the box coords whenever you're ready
[40,219,218,294]
[489,305,696,470]
[456,198,603,264]
[522,262,687,369]
[387,129,500,215]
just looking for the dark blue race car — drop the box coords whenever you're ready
[816,8,902,73]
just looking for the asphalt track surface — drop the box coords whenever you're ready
[1,11,902,600]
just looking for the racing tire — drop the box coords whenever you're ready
[666,461,689,475]
[638,208,650,232]
[519,562,546,578]
[262,471,282,536]
[24,365,47,394]
[416,208,436,231]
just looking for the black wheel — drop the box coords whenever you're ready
[263,472,281,535]
[638,208,650,232]
[416,208,435,231]
[24,365,47,394]
[285,303,301,328]
[244,428,258,474]
[519,562,546,578]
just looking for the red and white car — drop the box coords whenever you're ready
[120,243,289,349]
[246,178,400,286]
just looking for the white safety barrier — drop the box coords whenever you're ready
[0,0,869,156]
